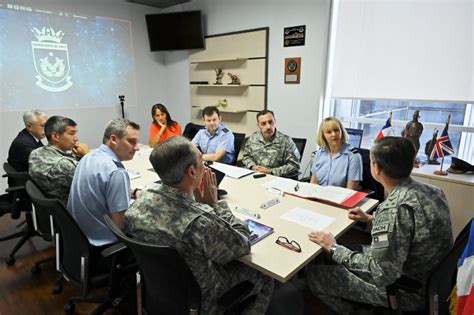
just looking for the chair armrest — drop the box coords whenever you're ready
[218,280,255,310]
[387,275,422,295]
[101,242,127,258]
[5,185,25,193]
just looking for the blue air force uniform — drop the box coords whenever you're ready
[192,124,235,164]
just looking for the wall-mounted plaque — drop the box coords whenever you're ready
[284,25,306,47]
[285,57,301,84]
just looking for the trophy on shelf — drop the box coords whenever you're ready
[227,72,241,85]
[402,110,424,167]
[214,68,224,85]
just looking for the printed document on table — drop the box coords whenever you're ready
[126,169,141,180]
[281,208,335,230]
[210,163,253,179]
[262,178,354,204]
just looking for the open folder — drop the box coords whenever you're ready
[263,178,368,208]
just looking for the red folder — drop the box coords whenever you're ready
[286,190,368,208]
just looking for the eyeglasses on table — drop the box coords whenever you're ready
[275,236,302,253]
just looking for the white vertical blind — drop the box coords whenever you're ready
[331,0,474,103]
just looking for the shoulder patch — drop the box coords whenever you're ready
[373,233,389,249]
[222,128,229,133]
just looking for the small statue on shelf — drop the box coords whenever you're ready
[214,68,224,85]
[425,129,440,165]
[227,72,241,85]
[402,110,424,167]
[217,99,228,108]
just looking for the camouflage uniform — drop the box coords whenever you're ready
[29,144,79,205]
[242,130,300,177]
[125,184,274,315]
[306,177,453,313]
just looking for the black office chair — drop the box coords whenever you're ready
[346,128,364,148]
[0,162,37,265]
[103,215,256,315]
[353,148,385,202]
[182,122,205,140]
[25,180,133,314]
[231,132,246,166]
[26,180,64,294]
[385,219,472,315]
[291,137,307,162]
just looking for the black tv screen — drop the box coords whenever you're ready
[146,11,205,51]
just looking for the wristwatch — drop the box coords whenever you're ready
[329,243,339,256]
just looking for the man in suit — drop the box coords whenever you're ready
[7,110,48,171]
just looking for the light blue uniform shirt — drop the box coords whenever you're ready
[67,144,130,246]
[311,143,362,188]
[191,124,235,164]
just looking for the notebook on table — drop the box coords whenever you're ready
[244,219,274,245]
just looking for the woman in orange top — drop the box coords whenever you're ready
[149,103,182,147]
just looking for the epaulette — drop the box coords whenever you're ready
[222,128,229,133]
[113,160,125,169]
[349,147,359,154]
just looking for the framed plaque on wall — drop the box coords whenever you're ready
[284,57,301,84]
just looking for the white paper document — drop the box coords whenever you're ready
[209,163,253,179]
[262,178,354,204]
[281,208,335,230]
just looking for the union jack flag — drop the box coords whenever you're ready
[430,122,454,160]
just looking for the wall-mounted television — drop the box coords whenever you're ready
[145,10,205,51]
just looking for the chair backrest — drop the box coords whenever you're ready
[103,215,201,315]
[291,138,307,162]
[231,132,246,166]
[3,162,31,219]
[26,180,91,288]
[27,180,54,242]
[354,148,385,202]
[346,128,364,149]
[426,220,472,315]
[182,122,205,141]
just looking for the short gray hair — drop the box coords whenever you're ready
[23,109,47,126]
[44,116,77,141]
[102,118,140,144]
[150,136,198,186]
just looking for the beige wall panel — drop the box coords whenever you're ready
[189,30,267,62]
[190,86,265,111]
[189,59,266,85]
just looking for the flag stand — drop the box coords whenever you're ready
[433,157,448,176]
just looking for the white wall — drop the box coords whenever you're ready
[0,0,171,190]
[165,0,331,175]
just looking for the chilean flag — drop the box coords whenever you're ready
[457,221,474,315]
[376,117,395,139]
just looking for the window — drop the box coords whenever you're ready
[331,99,473,162]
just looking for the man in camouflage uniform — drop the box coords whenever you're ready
[304,136,453,313]
[29,116,89,205]
[242,110,300,177]
[125,136,274,314]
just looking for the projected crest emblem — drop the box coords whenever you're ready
[31,27,73,92]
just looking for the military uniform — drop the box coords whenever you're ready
[242,130,300,177]
[28,144,79,205]
[125,184,274,315]
[191,124,235,164]
[306,177,453,313]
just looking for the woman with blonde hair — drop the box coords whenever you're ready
[149,103,182,147]
[310,117,362,189]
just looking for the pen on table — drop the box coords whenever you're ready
[234,206,261,219]
[294,183,299,192]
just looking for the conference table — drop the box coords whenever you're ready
[124,147,379,283]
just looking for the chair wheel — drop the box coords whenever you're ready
[52,283,63,295]
[5,257,15,266]
[64,302,75,313]
[31,264,41,274]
